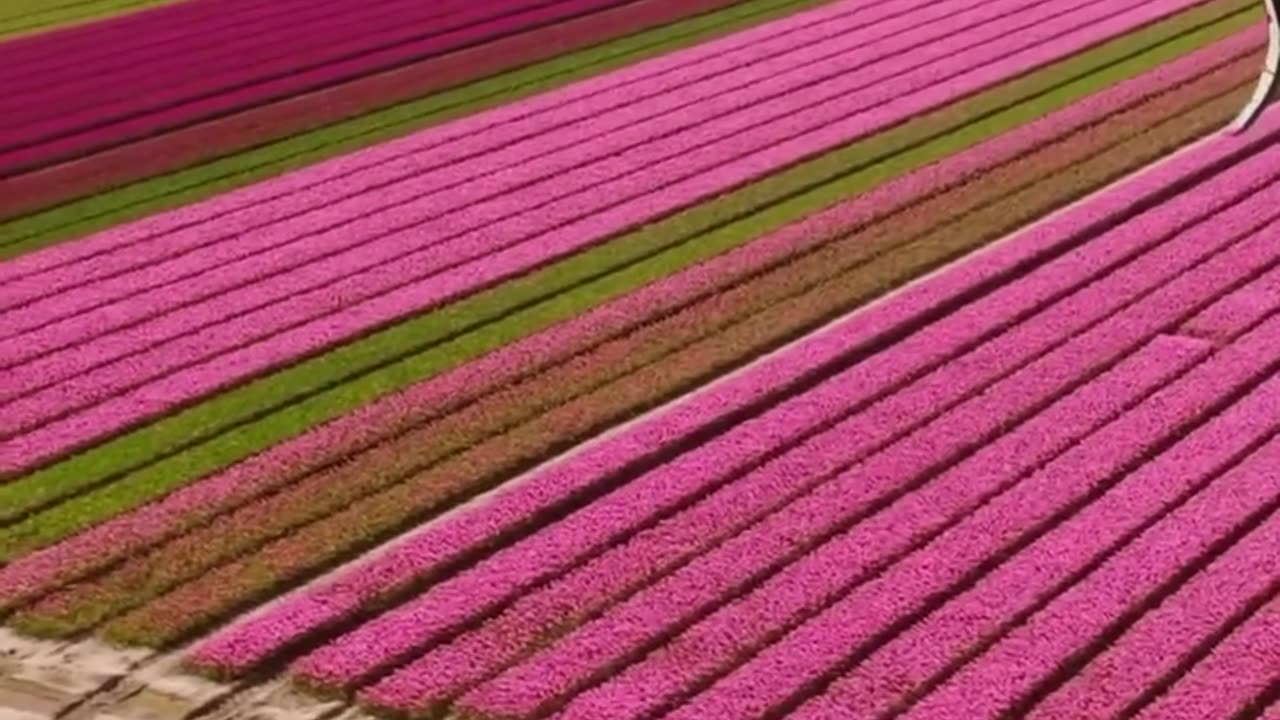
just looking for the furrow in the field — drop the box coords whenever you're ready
[181,110,1280,677]
[1023,476,1280,719]
[0,0,652,174]
[0,38,1251,621]
[0,0,1226,475]
[0,17,1242,564]
[359,330,1204,717]
[0,0,1030,356]
[0,0,772,219]
[446,181,1280,720]
[1177,271,1280,343]
[639,313,1280,720]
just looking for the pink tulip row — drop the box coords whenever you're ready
[0,25,1253,614]
[258,149,1259,687]
[9,18,1261,369]
[431,181,1280,720]
[654,314,1280,720]
[0,0,1202,474]
[298,194,1205,691]
[185,80,1280,678]
[0,0,928,301]
[0,0,964,336]
[0,0,1121,353]
[799,332,1280,720]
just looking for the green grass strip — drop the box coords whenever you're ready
[0,0,832,257]
[0,0,184,39]
[0,0,1257,560]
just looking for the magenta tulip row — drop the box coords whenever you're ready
[0,0,637,174]
[0,0,961,310]
[0,0,543,110]
[1022,457,1280,720]
[895,423,1280,720]
[1134,596,1280,720]
[0,0,505,81]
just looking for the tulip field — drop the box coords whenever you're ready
[1,0,1279,718]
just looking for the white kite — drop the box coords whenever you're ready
[1231,0,1280,131]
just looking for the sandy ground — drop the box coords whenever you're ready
[0,627,371,720]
